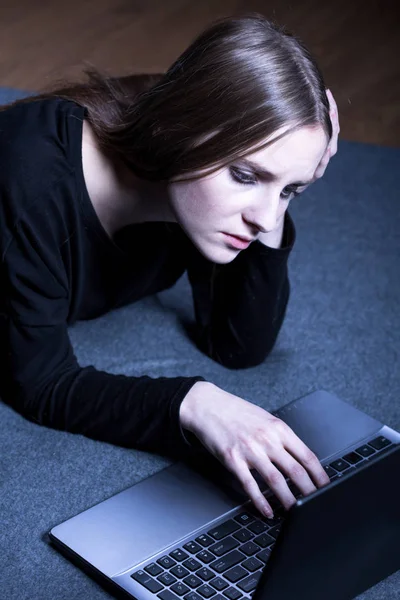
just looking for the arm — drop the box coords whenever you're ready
[0,233,204,459]
[186,210,296,369]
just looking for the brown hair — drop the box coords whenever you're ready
[3,13,332,182]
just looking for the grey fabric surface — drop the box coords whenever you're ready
[1,87,399,600]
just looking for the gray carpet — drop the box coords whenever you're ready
[1,87,399,600]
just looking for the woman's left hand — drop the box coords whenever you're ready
[312,88,340,180]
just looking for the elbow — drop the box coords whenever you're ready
[0,383,40,423]
[204,336,277,370]
[1,377,58,428]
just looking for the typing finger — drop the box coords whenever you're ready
[251,454,298,512]
[284,436,330,488]
[269,451,318,498]
[232,456,275,518]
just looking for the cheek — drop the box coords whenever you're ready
[171,176,234,226]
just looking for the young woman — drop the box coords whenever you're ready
[0,14,339,519]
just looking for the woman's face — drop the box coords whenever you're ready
[168,125,328,263]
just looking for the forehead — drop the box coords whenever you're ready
[244,125,328,181]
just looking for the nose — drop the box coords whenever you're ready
[242,195,282,234]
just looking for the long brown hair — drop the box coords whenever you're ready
[3,13,332,182]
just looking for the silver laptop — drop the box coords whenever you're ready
[49,389,400,600]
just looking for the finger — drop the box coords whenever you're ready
[251,455,297,511]
[284,436,331,488]
[326,89,340,155]
[268,451,318,497]
[326,88,338,114]
[233,457,275,518]
[313,147,331,179]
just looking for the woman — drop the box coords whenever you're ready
[0,14,339,519]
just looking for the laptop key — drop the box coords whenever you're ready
[209,577,229,591]
[210,550,245,573]
[234,513,255,526]
[197,584,217,598]
[184,592,203,600]
[356,444,376,457]
[158,573,178,585]
[323,465,337,479]
[208,520,241,540]
[171,583,191,597]
[263,514,283,527]
[196,535,215,547]
[240,542,260,556]
[368,436,392,451]
[256,549,272,563]
[196,568,215,582]
[329,458,350,472]
[267,525,281,540]
[374,442,395,456]
[247,521,268,535]
[171,565,190,578]
[158,591,180,600]
[185,542,203,554]
[171,549,190,561]
[131,570,164,593]
[209,537,239,556]
[158,556,178,568]
[197,550,216,564]
[233,529,254,543]
[145,563,164,576]
[343,451,363,465]
[241,557,263,572]
[237,571,263,592]
[223,587,243,599]
[183,558,203,572]
[183,575,203,588]
[253,533,274,548]
[224,565,248,583]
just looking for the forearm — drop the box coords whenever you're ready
[0,319,205,458]
[187,212,296,368]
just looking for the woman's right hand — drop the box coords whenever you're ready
[180,381,330,518]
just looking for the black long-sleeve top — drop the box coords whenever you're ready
[0,97,296,458]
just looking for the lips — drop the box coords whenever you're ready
[232,234,253,242]
[224,233,254,242]
[222,232,254,250]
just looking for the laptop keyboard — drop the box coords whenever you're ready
[131,435,395,600]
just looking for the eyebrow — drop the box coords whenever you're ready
[237,158,312,187]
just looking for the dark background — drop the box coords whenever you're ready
[0,0,399,146]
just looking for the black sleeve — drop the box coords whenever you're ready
[0,225,204,459]
[186,210,296,369]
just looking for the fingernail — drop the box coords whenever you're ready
[263,507,274,519]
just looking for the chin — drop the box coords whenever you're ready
[194,240,240,264]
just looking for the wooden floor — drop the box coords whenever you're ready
[0,0,399,146]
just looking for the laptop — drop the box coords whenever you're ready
[49,389,400,600]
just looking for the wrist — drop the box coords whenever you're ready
[179,380,214,432]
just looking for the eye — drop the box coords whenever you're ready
[229,167,257,185]
[281,187,301,200]
[230,166,302,199]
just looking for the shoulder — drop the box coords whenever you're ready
[0,98,86,249]
[0,96,85,170]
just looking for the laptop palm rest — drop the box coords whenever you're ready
[50,461,240,578]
